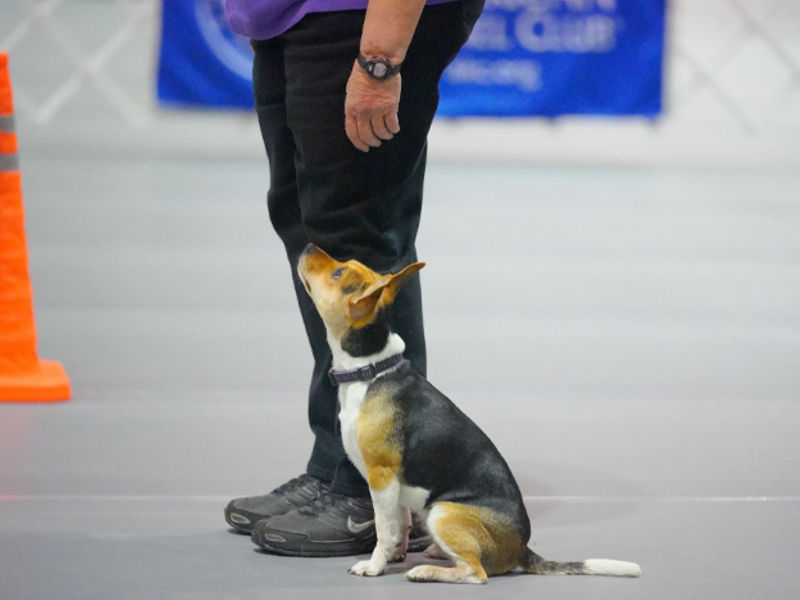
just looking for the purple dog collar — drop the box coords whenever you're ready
[328,354,405,386]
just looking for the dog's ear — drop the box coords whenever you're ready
[382,262,425,305]
[349,276,390,320]
[349,262,425,317]
[364,262,426,307]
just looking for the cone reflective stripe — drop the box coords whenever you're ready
[0,152,18,173]
[0,52,70,402]
[0,99,17,171]
[0,114,17,156]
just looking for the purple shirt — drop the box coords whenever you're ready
[225,0,459,40]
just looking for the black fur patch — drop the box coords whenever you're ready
[341,309,391,357]
[367,361,532,543]
[341,284,365,295]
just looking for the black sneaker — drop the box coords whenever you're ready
[251,491,376,557]
[224,474,328,533]
[251,491,432,557]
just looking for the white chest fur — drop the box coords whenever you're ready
[338,382,369,480]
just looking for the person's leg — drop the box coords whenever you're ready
[249,34,357,496]
[248,31,375,498]
[274,0,484,496]
[224,36,339,534]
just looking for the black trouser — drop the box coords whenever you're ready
[252,0,483,497]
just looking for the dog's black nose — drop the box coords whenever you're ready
[302,243,318,256]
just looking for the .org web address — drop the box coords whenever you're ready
[444,59,542,92]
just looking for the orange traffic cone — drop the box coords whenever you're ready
[0,52,70,402]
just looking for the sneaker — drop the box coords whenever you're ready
[251,491,432,557]
[224,474,328,533]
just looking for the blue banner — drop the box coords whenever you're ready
[157,0,665,117]
[438,0,666,117]
[157,0,254,110]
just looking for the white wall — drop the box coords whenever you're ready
[2,0,799,166]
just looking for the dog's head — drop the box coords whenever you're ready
[297,244,425,342]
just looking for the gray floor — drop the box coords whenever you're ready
[1,158,799,599]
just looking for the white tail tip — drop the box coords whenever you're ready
[583,559,642,577]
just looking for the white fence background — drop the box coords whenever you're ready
[1,0,799,166]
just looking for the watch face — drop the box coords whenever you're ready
[373,62,388,78]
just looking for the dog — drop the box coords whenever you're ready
[297,244,641,584]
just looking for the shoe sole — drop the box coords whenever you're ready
[225,514,254,534]
[251,528,376,558]
[250,529,433,557]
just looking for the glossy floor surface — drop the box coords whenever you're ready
[1,158,799,600]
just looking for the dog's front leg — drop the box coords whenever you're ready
[390,506,412,562]
[349,478,402,577]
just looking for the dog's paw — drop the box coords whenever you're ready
[390,540,408,563]
[405,565,486,584]
[349,560,384,577]
[404,565,438,582]
[390,548,407,563]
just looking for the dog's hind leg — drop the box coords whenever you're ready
[405,503,490,584]
[423,543,449,560]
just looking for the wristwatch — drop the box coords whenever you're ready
[357,54,402,81]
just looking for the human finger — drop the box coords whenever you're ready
[356,112,383,148]
[385,109,400,136]
[371,112,394,142]
[346,113,370,152]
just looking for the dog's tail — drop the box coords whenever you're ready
[519,548,641,577]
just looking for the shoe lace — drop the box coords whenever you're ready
[298,490,373,518]
[297,491,336,517]
[273,473,318,495]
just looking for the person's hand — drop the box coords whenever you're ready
[345,60,401,152]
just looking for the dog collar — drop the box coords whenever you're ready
[328,354,405,386]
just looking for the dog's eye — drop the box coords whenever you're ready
[331,268,345,280]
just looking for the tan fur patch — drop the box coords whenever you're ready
[429,502,527,578]
[356,388,403,491]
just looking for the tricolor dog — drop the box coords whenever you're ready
[298,244,641,584]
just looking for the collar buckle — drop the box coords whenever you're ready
[359,363,378,381]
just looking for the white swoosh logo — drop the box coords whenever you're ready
[347,516,375,534]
